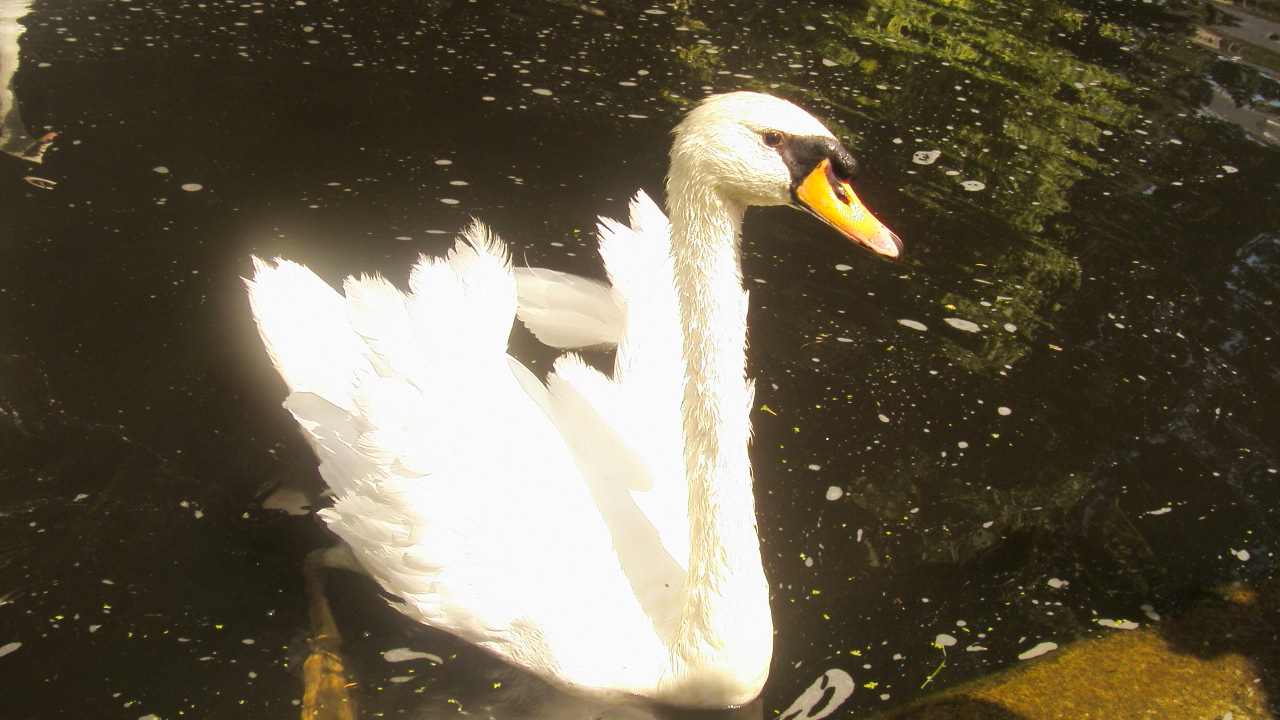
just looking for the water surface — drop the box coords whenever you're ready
[1,0,1278,717]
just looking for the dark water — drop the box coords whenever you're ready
[1,0,1278,717]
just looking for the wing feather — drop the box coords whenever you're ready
[247,229,667,691]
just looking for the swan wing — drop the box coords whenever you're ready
[247,227,666,692]
[514,267,624,348]
[542,191,691,580]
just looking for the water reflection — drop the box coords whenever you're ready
[0,0,1277,717]
[0,0,52,162]
[1193,1,1280,143]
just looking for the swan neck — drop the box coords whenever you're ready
[663,168,771,700]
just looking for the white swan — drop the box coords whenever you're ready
[246,92,900,708]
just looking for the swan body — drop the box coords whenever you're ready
[247,92,899,707]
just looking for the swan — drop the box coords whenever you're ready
[246,92,900,708]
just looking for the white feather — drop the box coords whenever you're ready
[514,267,624,348]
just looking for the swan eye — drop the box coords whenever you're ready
[762,131,784,148]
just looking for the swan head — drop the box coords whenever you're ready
[669,92,902,258]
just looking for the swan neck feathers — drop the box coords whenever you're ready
[659,93,788,702]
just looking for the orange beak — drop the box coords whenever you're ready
[795,159,902,258]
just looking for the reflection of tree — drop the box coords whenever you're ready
[639,3,1278,653]
[648,0,1159,372]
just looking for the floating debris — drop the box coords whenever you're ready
[912,150,941,165]
[383,647,443,664]
[825,486,843,501]
[0,642,19,658]
[1098,619,1139,630]
[935,634,957,647]
[181,183,202,192]
[23,176,55,189]
[1145,507,1172,516]
[945,318,981,332]
[898,318,928,332]
[780,669,855,720]
[1017,641,1058,660]
[960,180,985,191]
